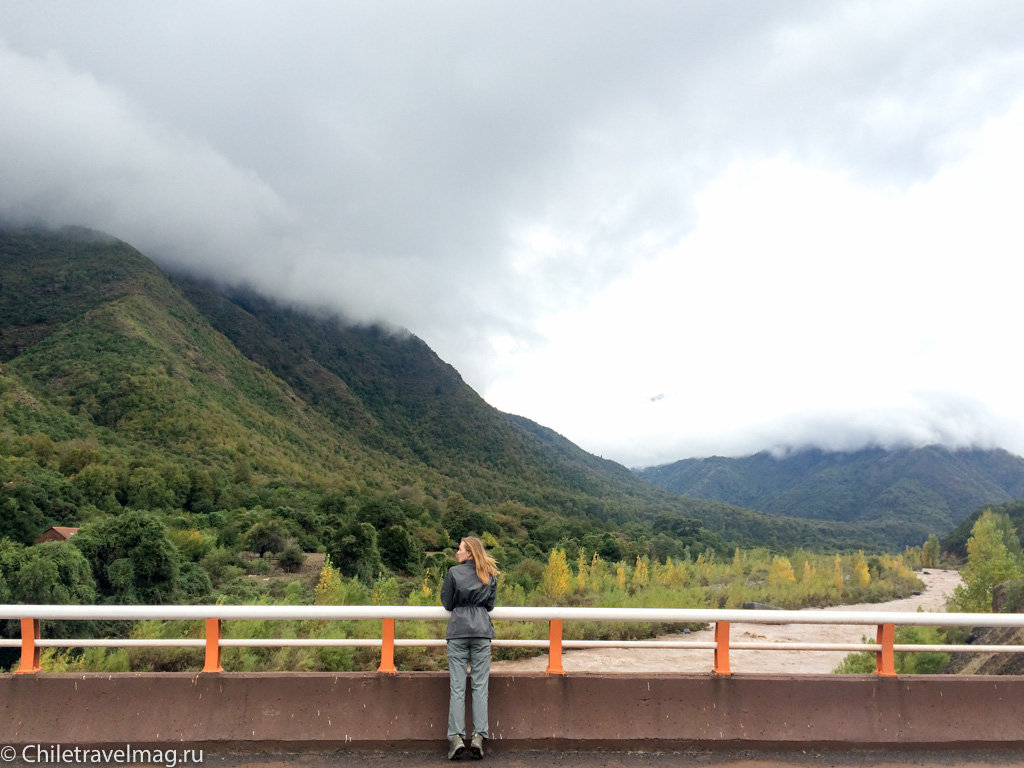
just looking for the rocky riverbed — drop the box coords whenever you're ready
[492,569,963,675]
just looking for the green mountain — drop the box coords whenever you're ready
[1,225,900,571]
[637,447,1024,547]
[168,276,646,510]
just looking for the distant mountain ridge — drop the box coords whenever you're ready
[636,446,1024,542]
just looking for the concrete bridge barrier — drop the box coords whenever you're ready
[3,672,1024,752]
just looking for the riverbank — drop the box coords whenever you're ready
[492,569,963,674]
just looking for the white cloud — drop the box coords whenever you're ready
[0,42,297,283]
[2,2,1024,466]
[486,97,1024,465]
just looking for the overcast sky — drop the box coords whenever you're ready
[2,2,1023,467]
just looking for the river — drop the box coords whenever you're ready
[492,569,963,675]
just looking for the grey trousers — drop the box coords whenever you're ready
[447,638,491,739]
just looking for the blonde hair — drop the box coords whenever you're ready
[462,536,499,584]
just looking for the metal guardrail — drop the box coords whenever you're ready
[2,604,1022,676]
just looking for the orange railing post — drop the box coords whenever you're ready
[875,622,896,677]
[378,618,397,674]
[15,617,42,674]
[714,620,731,675]
[203,618,223,673]
[545,619,565,676]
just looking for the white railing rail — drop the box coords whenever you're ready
[2,604,1019,676]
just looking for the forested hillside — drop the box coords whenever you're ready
[1,226,917,617]
[637,447,1024,547]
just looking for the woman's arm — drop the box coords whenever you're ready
[440,568,456,611]
[484,575,497,611]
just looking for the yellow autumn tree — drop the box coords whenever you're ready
[853,551,871,587]
[542,548,571,601]
[731,548,745,575]
[576,547,588,591]
[801,560,815,584]
[589,552,605,591]
[833,555,844,594]
[768,555,796,584]
[315,555,343,605]
[632,555,650,588]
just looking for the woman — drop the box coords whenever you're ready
[441,536,499,760]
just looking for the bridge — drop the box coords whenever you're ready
[3,604,1024,762]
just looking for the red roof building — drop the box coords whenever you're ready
[35,526,80,543]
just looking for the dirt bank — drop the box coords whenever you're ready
[493,569,963,675]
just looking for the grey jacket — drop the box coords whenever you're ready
[441,561,497,639]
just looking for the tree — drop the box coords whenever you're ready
[632,555,650,588]
[542,548,571,601]
[801,561,815,585]
[731,548,746,575]
[124,466,174,510]
[990,511,1024,561]
[852,551,871,588]
[330,520,382,583]
[378,525,422,575]
[243,520,289,556]
[441,493,495,541]
[315,555,342,605]
[70,463,122,511]
[589,551,606,591]
[597,532,623,561]
[768,556,795,584]
[922,534,941,568]
[71,510,183,604]
[576,548,588,591]
[184,467,217,514]
[278,543,306,573]
[10,542,96,605]
[950,511,1024,613]
[177,560,213,602]
[356,497,405,531]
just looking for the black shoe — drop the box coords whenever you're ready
[469,732,484,759]
[448,735,466,760]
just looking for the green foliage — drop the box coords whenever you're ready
[243,520,289,556]
[948,510,1024,613]
[278,543,306,572]
[834,625,951,675]
[943,500,1024,558]
[71,510,184,604]
[177,560,213,603]
[0,456,82,544]
[378,525,423,574]
[922,534,941,567]
[329,520,383,582]
[199,547,245,587]
[7,541,96,605]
